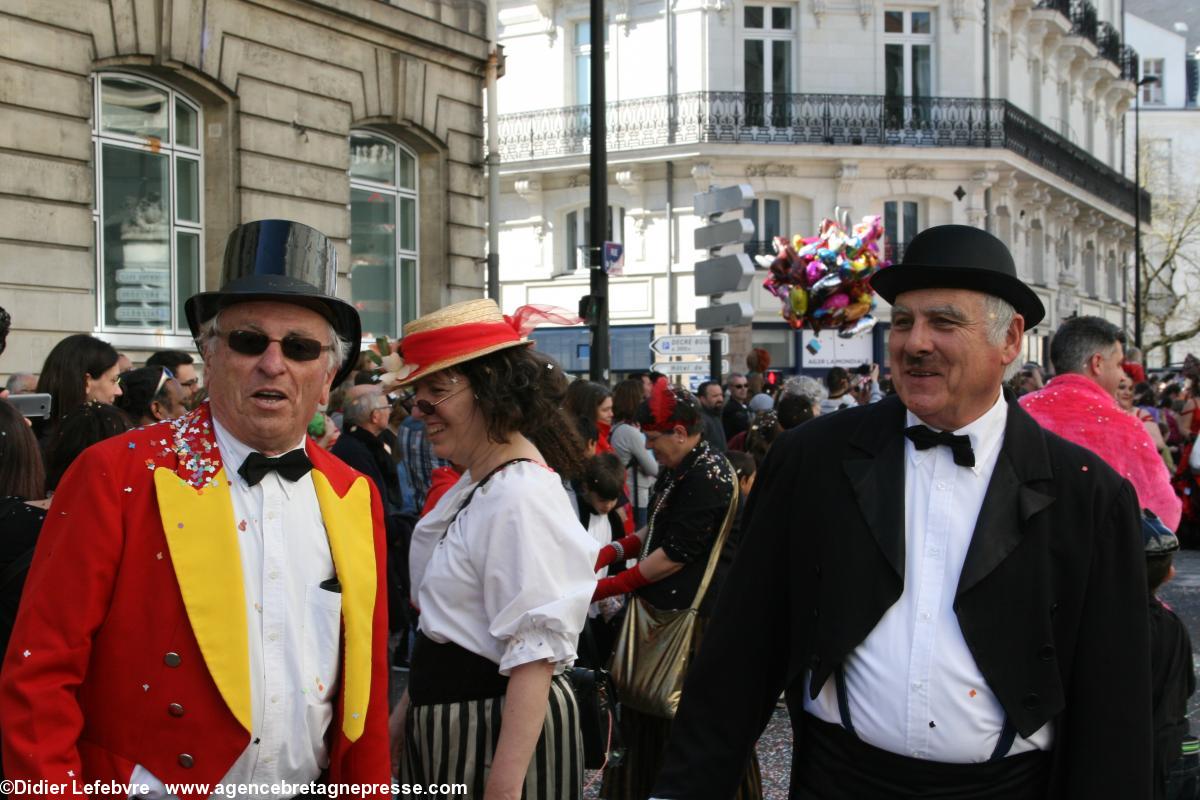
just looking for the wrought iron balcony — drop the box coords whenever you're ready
[497,92,1150,220]
[1121,45,1140,82]
[1097,22,1121,64]
[1035,0,1070,17]
[1069,0,1099,45]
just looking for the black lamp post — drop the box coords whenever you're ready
[1133,74,1159,351]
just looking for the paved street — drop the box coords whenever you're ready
[399,548,1200,799]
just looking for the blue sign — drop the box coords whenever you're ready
[603,241,625,273]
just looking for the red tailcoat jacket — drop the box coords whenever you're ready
[0,404,392,797]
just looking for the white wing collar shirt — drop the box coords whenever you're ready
[131,417,340,800]
[804,391,1054,762]
[411,461,600,676]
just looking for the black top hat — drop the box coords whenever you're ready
[184,220,362,387]
[870,224,1045,328]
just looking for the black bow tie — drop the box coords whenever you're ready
[904,425,976,468]
[237,449,313,486]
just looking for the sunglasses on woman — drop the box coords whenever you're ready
[413,384,470,415]
[223,329,333,362]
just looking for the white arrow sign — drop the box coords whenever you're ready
[650,334,729,357]
[653,359,730,375]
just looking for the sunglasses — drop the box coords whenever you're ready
[224,329,333,362]
[414,384,470,415]
[154,366,175,396]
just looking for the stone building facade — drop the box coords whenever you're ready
[0,0,488,376]
[493,0,1146,377]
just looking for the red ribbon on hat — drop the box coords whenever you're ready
[400,304,580,373]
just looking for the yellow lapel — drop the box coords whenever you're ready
[312,469,376,742]
[153,466,252,733]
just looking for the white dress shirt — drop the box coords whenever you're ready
[410,462,599,676]
[132,418,339,799]
[804,392,1054,762]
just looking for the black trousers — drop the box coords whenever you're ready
[794,715,1052,800]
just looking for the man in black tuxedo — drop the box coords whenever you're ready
[653,225,1151,799]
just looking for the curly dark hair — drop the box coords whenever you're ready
[449,346,587,480]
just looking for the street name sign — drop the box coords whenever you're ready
[653,359,730,375]
[650,333,729,357]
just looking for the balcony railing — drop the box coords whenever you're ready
[497,92,1150,220]
[1097,21,1121,64]
[1069,0,1098,45]
[1035,0,1070,17]
[1121,45,1139,81]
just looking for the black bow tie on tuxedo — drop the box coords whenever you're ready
[904,425,976,468]
[237,449,313,486]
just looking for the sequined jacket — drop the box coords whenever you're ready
[0,404,392,797]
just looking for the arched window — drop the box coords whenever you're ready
[92,74,202,333]
[349,131,419,337]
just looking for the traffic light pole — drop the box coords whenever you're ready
[587,0,609,383]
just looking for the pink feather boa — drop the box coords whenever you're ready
[1020,374,1181,530]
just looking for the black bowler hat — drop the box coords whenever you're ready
[870,224,1045,328]
[184,220,362,387]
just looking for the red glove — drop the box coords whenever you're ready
[593,563,651,601]
[594,533,644,570]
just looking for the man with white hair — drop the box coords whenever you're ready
[654,225,1151,798]
[1,220,392,798]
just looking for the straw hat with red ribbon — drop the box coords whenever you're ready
[384,299,580,386]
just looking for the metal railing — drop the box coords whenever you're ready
[1097,22,1121,64]
[1069,0,1098,45]
[1035,0,1070,17]
[1121,46,1140,82]
[497,92,1150,219]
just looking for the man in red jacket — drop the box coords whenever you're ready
[0,221,392,798]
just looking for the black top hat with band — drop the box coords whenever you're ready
[870,224,1045,328]
[185,220,362,387]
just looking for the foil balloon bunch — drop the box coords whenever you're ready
[759,215,888,337]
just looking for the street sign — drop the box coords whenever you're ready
[653,359,730,375]
[693,218,754,252]
[650,333,729,357]
[696,301,755,331]
[694,184,754,217]
[695,253,755,296]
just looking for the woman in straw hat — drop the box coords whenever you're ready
[388,299,599,799]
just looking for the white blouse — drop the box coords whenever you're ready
[410,461,600,676]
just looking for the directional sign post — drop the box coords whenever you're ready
[693,184,756,383]
[650,333,729,357]
[652,359,730,376]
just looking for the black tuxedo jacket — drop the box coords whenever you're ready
[654,392,1152,798]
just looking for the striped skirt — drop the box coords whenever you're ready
[402,672,584,799]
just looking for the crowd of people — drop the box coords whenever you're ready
[0,220,1196,799]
